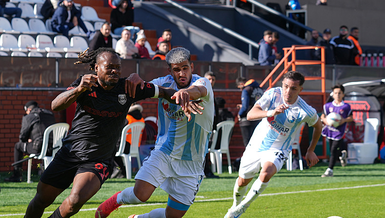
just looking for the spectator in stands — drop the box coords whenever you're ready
[348,27,362,66]
[316,0,327,5]
[236,77,264,147]
[157,29,172,50]
[330,25,355,65]
[306,29,320,60]
[115,28,138,59]
[5,101,55,182]
[135,30,151,59]
[272,31,281,65]
[0,0,22,18]
[110,0,139,37]
[315,28,335,64]
[89,22,113,51]
[152,41,169,60]
[51,0,88,38]
[258,30,281,66]
[41,0,60,21]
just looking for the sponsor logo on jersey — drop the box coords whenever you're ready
[88,92,97,98]
[162,100,185,121]
[267,116,290,136]
[118,94,127,105]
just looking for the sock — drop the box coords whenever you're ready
[117,187,143,204]
[232,177,248,208]
[240,178,269,208]
[48,207,63,218]
[137,208,166,218]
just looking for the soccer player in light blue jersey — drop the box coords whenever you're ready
[96,47,214,218]
[225,71,323,218]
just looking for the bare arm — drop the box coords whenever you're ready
[51,74,98,111]
[246,103,288,121]
[171,85,207,110]
[305,118,322,168]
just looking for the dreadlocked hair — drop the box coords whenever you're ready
[74,47,119,71]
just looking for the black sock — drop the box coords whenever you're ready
[48,207,63,218]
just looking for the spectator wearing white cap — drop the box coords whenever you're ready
[135,30,151,59]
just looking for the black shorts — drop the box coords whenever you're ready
[40,150,113,190]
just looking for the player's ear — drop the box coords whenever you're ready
[95,64,99,73]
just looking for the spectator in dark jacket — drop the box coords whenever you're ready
[315,28,335,64]
[330,25,355,65]
[110,0,137,35]
[5,101,55,182]
[258,30,281,66]
[41,0,55,21]
[89,22,112,51]
[51,0,88,38]
[306,29,320,60]
[0,0,22,18]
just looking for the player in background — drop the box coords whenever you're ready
[320,84,353,177]
[224,71,322,218]
[96,47,214,218]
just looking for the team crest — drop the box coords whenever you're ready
[329,107,334,113]
[118,94,127,105]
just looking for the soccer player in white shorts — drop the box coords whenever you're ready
[225,71,323,218]
[96,47,214,218]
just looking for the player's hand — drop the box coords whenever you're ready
[305,151,319,168]
[182,100,204,122]
[78,74,98,92]
[125,73,144,98]
[272,104,288,116]
[171,90,190,111]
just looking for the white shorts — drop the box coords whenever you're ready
[135,149,204,205]
[238,148,288,179]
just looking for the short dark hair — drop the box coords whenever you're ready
[24,101,38,111]
[236,77,247,85]
[163,29,172,34]
[350,27,359,32]
[340,25,348,30]
[264,30,272,36]
[283,71,305,86]
[204,71,216,78]
[215,97,226,108]
[117,0,129,9]
[331,84,345,93]
[272,31,280,39]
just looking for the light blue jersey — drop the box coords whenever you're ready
[150,74,214,163]
[248,87,319,153]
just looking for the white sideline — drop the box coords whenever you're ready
[2,183,385,217]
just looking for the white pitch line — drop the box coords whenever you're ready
[1,183,384,217]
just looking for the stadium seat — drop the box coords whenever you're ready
[112,38,117,49]
[0,34,28,52]
[68,26,86,36]
[70,36,88,51]
[45,18,53,32]
[36,34,64,52]
[27,123,69,183]
[116,122,145,179]
[94,21,104,31]
[0,51,9,56]
[46,52,62,58]
[34,3,43,17]
[83,20,95,32]
[6,2,16,7]
[54,35,82,53]
[12,18,38,34]
[18,34,37,51]
[11,51,27,57]
[0,17,20,34]
[29,18,55,35]
[28,51,43,57]
[209,121,235,174]
[347,118,379,164]
[19,3,43,19]
[65,52,78,58]
[29,0,45,3]
[81,6,106,22]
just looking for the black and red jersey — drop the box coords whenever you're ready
[61,76,156,162]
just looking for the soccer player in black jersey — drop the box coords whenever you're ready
[24,48,197,218]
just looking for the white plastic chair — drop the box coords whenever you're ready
[12,18,38,34]
[287,122,305,171]
[144,116,157,124]
[0,34,22,52]
[65,52,78,58]
[19,3,43,19]
[112,38,117,49]
[81,6,106,22]
[6,2,16,7]
[29,18,55,35]
[28,51,43,57]
[33,3,43,16]
[47,52,62,58]
[54,35,82,53]
[18,34,36,50]
[209,120,235,174]
[11,51,27,56]
[94,21,104,31]
[0,17,20,34]
[347,118,379,164]
[36,34,62,52]
[27,123,70,183]
[116,122,145,179]
[83,20,94,32]
[70,36,88,51]
[0,51,8,56]
[68,26,87,37]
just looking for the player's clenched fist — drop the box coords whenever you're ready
[78,74,99,92]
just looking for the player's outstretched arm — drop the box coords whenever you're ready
[124,73,145,98]
[171,85,207,111]
[52,74,98,111]
[305,117,322,167]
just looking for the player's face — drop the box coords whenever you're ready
[95,52,121,88]
[332,88,344,102]
[282,78,303,104]
[169,60,194,89]
[162,31,172,41]
[205,75,215,87]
